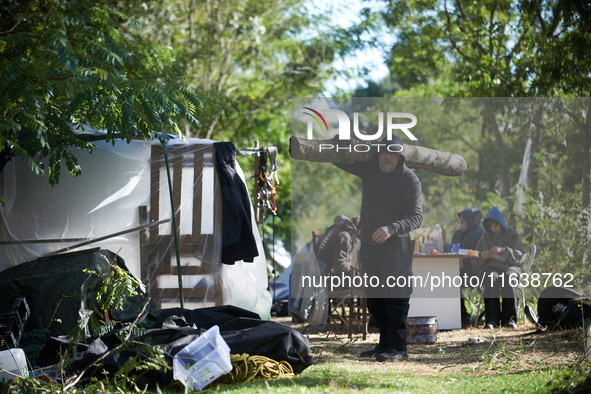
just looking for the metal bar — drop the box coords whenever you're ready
[1,238,89,245]
[46,219,171,255]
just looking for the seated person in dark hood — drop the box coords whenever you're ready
[316,214,359,281]
[475,207,526,329]
[451,207,485,326]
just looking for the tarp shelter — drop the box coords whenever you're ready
[0,134,271,319]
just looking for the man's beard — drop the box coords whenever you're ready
[379,163,397,173]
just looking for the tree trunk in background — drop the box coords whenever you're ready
[582,100,591,209]
[485,110,512,209]
[523,104,545,242]
[529,105,544,196]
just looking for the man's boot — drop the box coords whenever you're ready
[360,345,387,358]
[375,349,409,362]
[360,330,388,357]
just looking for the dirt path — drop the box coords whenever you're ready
[274,317,585,376]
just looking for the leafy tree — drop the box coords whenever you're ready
[0,0,202,186]
[518,0,591,207]
[374,1,591,282]
[382,0,539,210]
[379,0,591,206]
[118,0,382,252]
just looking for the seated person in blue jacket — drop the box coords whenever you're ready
[474,207,526,329]
[451,208,485,326]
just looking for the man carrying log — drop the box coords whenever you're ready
[291,122,467,360]
[333,134,423,362]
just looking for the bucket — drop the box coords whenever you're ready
[0,348,28,381]
[406,316,437,344]
[172,325,232,391]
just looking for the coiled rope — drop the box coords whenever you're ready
[212,353,294,386]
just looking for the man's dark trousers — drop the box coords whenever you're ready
[361,236,413,352]
[367,298,410,351]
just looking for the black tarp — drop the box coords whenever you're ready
[0,249,152,338]
[51,305,313,389]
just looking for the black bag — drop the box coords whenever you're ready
[537,286,590,329]
[553,298,591,330]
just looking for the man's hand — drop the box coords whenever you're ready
[480,247,502,260]
[372,226,394,244]
[489,246,502,254]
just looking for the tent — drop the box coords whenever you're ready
[0,133,271,320]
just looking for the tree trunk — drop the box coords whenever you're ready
[523,104,545,243]
[582,100,591,208]
[289,136,468,176]
[485,111,512,204]
[529,105,544,195]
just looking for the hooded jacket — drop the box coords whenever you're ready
[474,207,526,276]
[451,208,486,250]
[316,215,358,275]
[334,135,423,246]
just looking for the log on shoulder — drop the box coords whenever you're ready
[290,136,467,176]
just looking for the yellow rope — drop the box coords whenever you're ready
[212,353,294,387]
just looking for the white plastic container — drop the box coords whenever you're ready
[0,348,28,381]
[172,325,232,391]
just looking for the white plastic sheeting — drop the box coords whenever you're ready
[0,137,271,319]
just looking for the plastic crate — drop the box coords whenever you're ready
[172,325,232,391]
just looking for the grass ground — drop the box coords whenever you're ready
[208,316,590,393]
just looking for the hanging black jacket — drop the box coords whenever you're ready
[213,142,259,264]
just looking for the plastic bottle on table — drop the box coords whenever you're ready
[432,224,443,253]
[423,238,434,254]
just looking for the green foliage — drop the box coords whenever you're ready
[519,0,591,96]
[291,159,361,251]
[546,363,591,394]
[24,255,166,392]
[378,0,591,209]
[82,255,146,338]
[0,0,202,186]
[21,328,52,366]
[520,186,591,292]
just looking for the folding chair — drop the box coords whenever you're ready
[474,244,537,326]
[520,245,538,324]
[312,230,370,339]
